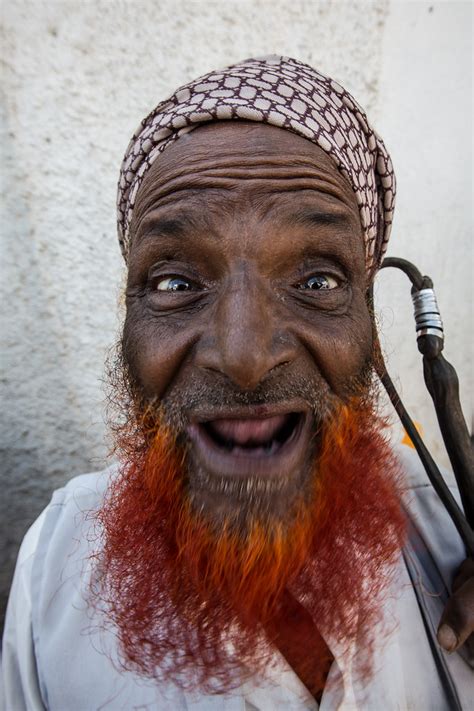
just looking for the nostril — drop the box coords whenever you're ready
[268,360,292,375]
[198,357,295,392]
[201,364,224,376]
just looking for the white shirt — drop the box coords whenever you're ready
[2,445,473,710]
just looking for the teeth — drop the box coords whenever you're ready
[217,439,281,456]
[203,414,300,455]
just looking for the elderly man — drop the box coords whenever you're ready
[2,56,473,709]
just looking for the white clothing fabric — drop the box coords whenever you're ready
[2,445,473,711]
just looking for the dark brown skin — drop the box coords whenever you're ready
[123,121,473,691]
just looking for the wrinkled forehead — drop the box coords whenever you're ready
[130,121,361,238]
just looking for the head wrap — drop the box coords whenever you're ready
[117,55,395,275]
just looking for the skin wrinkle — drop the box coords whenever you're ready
[130,123,359,240]
[132,177,353,240]
[131,178,357,249]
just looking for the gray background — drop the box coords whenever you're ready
[1,0,472,630]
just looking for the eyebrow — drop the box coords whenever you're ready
[286,206,354,230]
[137,212,207,249]
[137,214,202,243]
[135,204,354,248]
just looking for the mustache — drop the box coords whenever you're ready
[158,370,339,431]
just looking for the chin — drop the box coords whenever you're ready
[186,456,316,533]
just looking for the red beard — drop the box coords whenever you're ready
[93,400,406,696]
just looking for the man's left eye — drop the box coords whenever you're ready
[298,274,339,291]
[155,277,194,292]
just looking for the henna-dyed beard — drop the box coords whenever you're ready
[94,359,406,696]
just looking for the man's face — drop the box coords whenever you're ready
[123,121,373,528]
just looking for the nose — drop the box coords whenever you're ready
[195,267,297,390]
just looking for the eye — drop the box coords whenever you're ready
[298,274,339,291]
[155,276,194,292]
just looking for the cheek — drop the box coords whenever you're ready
[122,302,198,399]
[296,294,373,396]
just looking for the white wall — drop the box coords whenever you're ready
[1,0,472,622]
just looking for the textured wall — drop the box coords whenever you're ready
[1,0,472,628]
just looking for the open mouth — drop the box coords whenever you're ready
[187,407,312,480]
[201,412,302,457]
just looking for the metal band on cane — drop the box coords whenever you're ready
[412,288,444,341]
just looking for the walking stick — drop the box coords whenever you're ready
[374,257,474,557]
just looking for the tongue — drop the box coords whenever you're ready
[208,414,288,446]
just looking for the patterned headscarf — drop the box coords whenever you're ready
[117,55,395,275]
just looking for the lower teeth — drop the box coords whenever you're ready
[206,415,300,455]
[220,439,280,455]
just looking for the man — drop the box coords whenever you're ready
[2,56,473,709]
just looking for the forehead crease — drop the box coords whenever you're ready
[146,154,343,188]
[136,184,359,240]
[135,171,357,226]
[132,125,358,233]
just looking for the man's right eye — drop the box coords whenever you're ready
[155,277,193,292]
